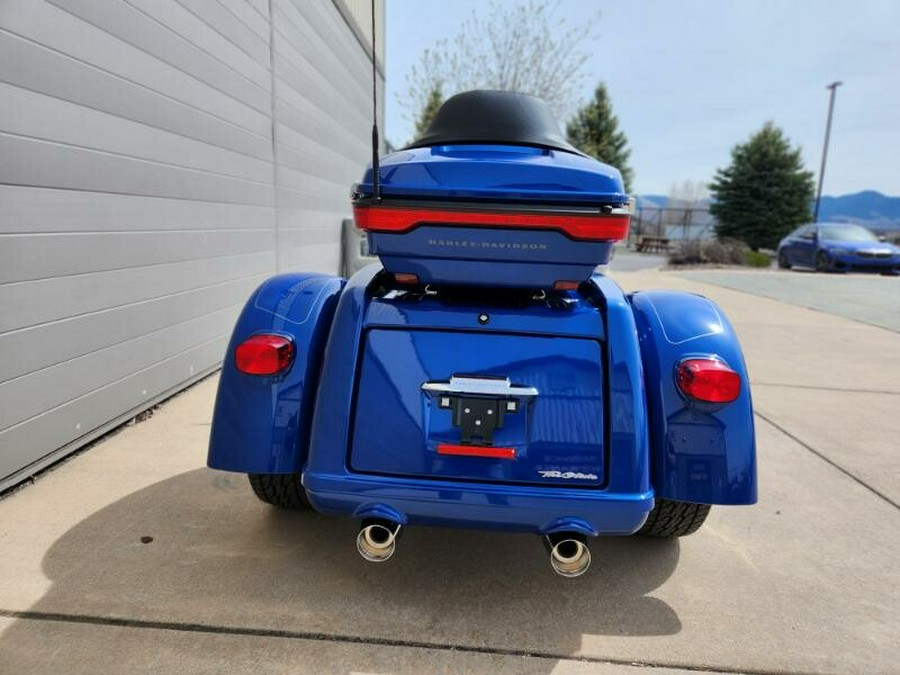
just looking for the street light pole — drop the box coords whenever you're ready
[813,81,842,223]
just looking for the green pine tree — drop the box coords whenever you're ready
[710,122,815,250]
[566,83,633,192]
[412,85,444,142]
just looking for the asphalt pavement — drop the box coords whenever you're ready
[1,265,897,674]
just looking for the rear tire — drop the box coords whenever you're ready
[638,498,710,537]
[815,250,830,273]
[248,473,311,510]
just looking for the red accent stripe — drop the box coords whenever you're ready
[353,204,630,242]
[437,443,516,459]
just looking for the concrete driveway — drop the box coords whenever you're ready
[1,268,897,674]
[676,268,900,332]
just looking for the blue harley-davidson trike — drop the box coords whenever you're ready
[208,91,756,577]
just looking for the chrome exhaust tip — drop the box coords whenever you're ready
[546,533,591,578]
[356,519,400,563]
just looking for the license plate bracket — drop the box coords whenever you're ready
[452,396,503,445]
[423,376,537,447]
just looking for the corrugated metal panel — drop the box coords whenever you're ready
[334,0,385,60]
[0,0,385,489]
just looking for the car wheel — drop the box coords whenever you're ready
[638,498,710,537]
[815,250,831,273]
[777,250,791,269]
[248,473,312,509]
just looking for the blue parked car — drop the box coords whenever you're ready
[208,91,757,577]
[777,222,900,273]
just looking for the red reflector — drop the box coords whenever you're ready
[553,280,581,291]
[394,273,419,284]
[353,204,630,242]
[235,335,294,375]
[676,359,741,403]
[437,443,516,460]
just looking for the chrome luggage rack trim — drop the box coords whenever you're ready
[421,376,538,398]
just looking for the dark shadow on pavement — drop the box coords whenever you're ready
[0,468,681,671]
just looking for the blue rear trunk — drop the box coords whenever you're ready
[350,308,606,488]
[300,266,654,535]
[352,91,631,289]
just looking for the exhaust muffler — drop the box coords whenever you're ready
[545,532,592,577]
[356,519,401,563]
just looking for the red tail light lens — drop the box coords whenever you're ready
[553,280,581,291]
[353,204,630,242]
[394,273,420,284]
[235,335,294,375]
[676,358,741,403]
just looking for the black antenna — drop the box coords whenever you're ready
[370,0,381,201]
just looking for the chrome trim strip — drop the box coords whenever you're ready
[422,376,538,397]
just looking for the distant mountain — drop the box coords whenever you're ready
[817,191,900,231]
[635,190,900,232]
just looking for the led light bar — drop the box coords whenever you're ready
[353,203,630,242]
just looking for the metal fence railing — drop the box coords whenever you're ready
[628,207,717,248]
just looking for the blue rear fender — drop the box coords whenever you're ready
[207,273,344,474]
[629,290,757,505]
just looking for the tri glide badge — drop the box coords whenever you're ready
[538,470,599,480]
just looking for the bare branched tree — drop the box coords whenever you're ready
[663,180,710,227]
[401,1,598,142]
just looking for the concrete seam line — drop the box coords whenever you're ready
[0,609,812,675]
[755,412,900,511]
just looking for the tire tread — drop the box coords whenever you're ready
[638,498,710,537]
[248,473,311,509]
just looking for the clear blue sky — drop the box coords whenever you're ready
[385,0,900,196]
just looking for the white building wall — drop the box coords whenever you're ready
[0,0,385,490]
